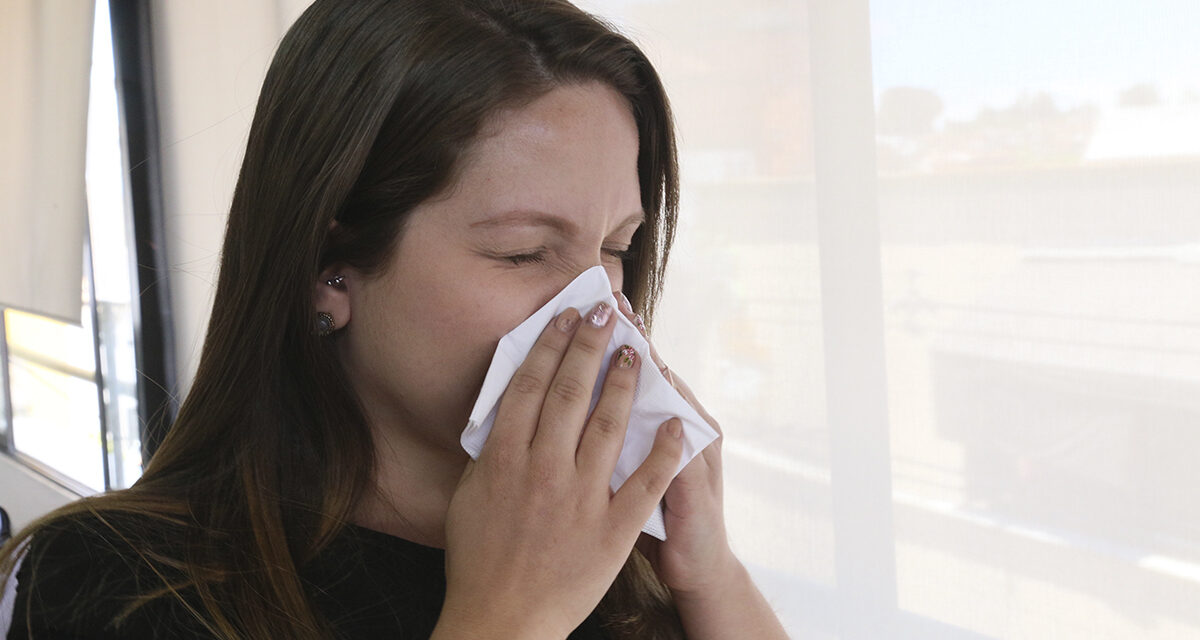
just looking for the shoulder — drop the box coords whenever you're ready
[19,509,171,588]
[7,509,201,638]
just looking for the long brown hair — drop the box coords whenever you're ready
[1,0,681,637]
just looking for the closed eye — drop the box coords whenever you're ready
[503,251,548,265]
[604,247,638,262]
[500,247,638,266]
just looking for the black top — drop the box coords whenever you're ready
[8,516,608,639]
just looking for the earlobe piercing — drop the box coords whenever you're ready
[326,275,345,288]
[316,311,336,337]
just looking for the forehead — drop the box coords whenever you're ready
[435,82,643,232]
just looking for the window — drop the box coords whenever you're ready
[1,0,143,493]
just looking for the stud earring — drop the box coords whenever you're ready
[316,311,336,337]
[326,275,345,288]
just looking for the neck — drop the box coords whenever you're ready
[352,418,470,549]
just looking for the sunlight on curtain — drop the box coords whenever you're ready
[873,1,1200,638]
[0,0,95,323]
[576,1,826,636]
[583,1,1199,638]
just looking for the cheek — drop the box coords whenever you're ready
[383,254,609,392]
[417,274,546,379]
[414,282,497,376]
[352,278,500,428]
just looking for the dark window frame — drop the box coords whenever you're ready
[109,0,177,462]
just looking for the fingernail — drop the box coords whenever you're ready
[667,419,682,439]
[632,313,646,334]
[588,302,613,328]
[614,345,637,369]
[556,310,579,332]
[616,291,633,313]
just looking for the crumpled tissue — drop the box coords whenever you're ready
[460,266,720,540]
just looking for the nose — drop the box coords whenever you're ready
[551,264,621,303]
[600,264,622,296]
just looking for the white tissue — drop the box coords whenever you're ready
[461,266,720,540]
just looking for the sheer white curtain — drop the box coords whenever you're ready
[0,0,95,323]
[873,2,1200,638]
[580,1,1200,638]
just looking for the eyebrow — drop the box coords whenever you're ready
[469,210,646,236]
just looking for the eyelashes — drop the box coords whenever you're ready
[503,251,548,265]
[503,247,638,266]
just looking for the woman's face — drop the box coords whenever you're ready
[339,82,644,450]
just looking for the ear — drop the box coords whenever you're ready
[314,264,352,334]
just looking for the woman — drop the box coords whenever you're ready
[1,0,787,638]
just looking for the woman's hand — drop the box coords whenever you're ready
[614,293,739,597]
[617,293,790,640]
[433,302,684,640]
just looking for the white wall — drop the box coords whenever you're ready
[150,0,311,394]
[0,456,78,531]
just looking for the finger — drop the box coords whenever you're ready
[613,291,668,379]
[611,419,684,535]
[576,344,640,481]
[700,434,724,476]
[614,291,720,438]
[670,446,712,494]
[615,291,636,320]
[647,342,669,378]
[531,301,617,457]
[615,291,648,339]
[488,308,582,453]
[669,373,723,438]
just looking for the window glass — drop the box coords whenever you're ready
[6,305,105,492]
[2,0,142,492]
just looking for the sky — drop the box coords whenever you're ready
[869,0,1200,119]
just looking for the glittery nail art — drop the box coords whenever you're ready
[588,302,613,327]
